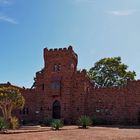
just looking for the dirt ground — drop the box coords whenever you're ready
[0,126,140,140]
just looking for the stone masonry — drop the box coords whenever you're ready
[1,46,140,125]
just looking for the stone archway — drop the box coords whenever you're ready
[52,100,61,119]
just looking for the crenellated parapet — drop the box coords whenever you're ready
[43,46,78,68]
[44,46,77,58]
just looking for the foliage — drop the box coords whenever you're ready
[88,57,136,87]
[92,116,108,125]
[0,86,25,121]
[51,119,63,130]
[9,117,19,129]
[0,117,7,131]
[78,116,92,129]
[43,117,53,126]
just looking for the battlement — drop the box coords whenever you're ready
[44,46,78,60]
[43,46,78,70]
[44,45,72,52]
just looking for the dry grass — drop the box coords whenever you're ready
[0,126,140,140]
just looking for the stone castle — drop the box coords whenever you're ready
[1,46,140,125]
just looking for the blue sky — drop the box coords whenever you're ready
[0,0,140,88]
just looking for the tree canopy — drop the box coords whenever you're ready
[87,57,136,87]
[0,86,25,121]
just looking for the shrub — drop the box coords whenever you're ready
[51,119,63,130]
[9,117,19,129]
[92,116,108,125]
[92,116,101,125]
[0,117,7,131]
[43,117,53,126]
[78,116,92,129]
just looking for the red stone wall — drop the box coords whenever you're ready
[1,47,140,125]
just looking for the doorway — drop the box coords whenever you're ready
[52,100,61,119]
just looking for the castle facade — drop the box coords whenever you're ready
[1,46,140,125]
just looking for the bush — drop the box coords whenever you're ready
[78,116,92,129]
[92,116,101,125]
[51,119,63,130]
[0,117,7,131]
[9,117,19,129]
[92,116,108,125]
[43,117,53,126]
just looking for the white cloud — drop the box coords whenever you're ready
[0,0,18,24]
[109,9,138,16]
[0,14,18,24]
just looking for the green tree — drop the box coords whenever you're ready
[0,86,25,121]
[88,57,136,87]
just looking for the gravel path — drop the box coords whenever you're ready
[0,126,140,140]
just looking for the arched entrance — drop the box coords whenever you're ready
[52,100,61,119]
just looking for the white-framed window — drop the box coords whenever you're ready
[53,64,61,72]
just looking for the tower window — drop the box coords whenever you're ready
[53,64,61,72]
[51,81,60,90]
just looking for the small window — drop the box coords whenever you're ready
[20,107,29,115]
[96,109,100,113]
[53,64,61,72]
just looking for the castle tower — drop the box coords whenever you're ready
[35,46,78,121]
[43,46,78,73]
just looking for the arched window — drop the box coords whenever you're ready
[51,81,60,90]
